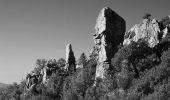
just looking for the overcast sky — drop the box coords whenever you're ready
[0,0,169,84]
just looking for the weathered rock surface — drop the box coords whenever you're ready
[123,19,160,47]
[123,17,170,48]
[89,46,98,61]
[93,7,126,80]
[65,44,76,71]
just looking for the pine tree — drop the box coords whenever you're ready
[78,53,88,66]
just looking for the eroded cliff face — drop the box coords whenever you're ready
[93,7,126,80]
[123,16,170,48]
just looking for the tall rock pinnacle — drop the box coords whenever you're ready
[93,7,126,80]
[65,44,76,72]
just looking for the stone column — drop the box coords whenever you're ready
[93,7,125,83]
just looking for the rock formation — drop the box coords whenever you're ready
[76,64,83,69]
[23,7,170,99]
[123,16,170,48]
[93,7,126,80]
[26,72,39,92]
[89,46,98,61]
[65,44,76,72]
[41,59,57,85]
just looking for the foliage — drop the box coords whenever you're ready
[57,58,66,69]
[0,82,23,100]
[142,13,151,19]
[77,53,88,66]
[62,59,97,100]
[3,40,170,100]
[160,16,170,27]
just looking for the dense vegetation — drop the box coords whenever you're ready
[1,38,170,100]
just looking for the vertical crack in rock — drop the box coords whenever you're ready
[93,7,126,82]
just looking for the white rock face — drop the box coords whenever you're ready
[123,19,160,48]
[123,17,170,48]
[93,7,125,81]
[65,44,72,64]
[95,8,106,37]
[42,67,49,85]
[163,27,168,38]
[95,63,109,79]
[98,45,107,63]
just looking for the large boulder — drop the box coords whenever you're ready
[93,7,126,80]
[65,44,76,72]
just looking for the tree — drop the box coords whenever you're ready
[77,53,88,66]
[161,16,170,27]
[36,59,47,69]
[57,58,66,69]
[34,59,47,75]
[143,13,151,19]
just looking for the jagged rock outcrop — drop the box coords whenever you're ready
[123,16,170,48]
[65,44,76,72]
[93,7,126,80]
[41,59,57,85]
[26,59,58,91]
[26,72,39,92]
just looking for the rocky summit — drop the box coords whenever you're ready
[93,7,125,80]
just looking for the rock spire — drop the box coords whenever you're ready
[93,7,126,80]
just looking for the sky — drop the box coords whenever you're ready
[0,0,169,84]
